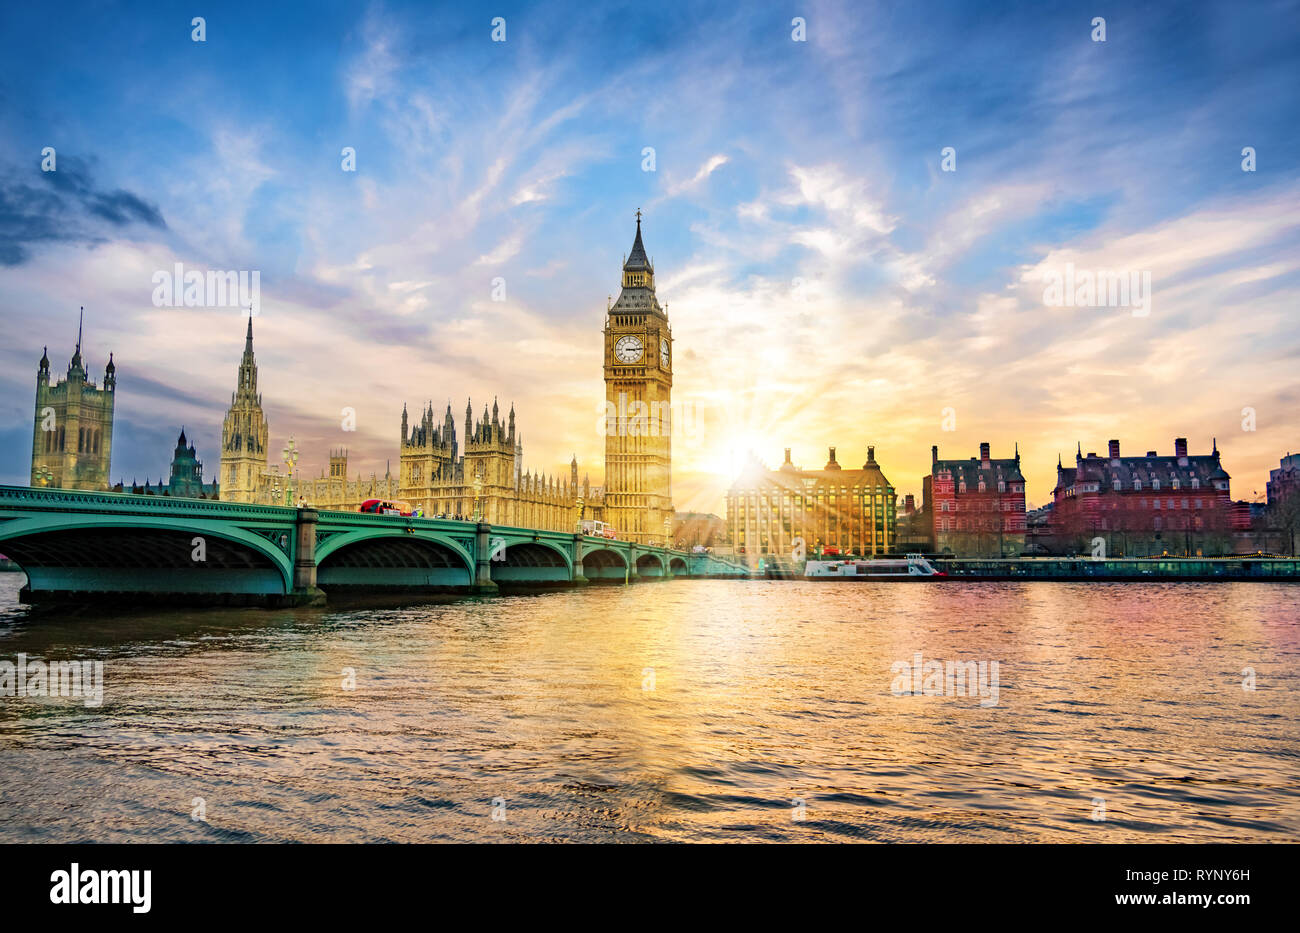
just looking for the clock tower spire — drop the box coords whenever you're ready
[603,210,673,545]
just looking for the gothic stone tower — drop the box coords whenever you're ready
[220,316,270,502]
[31,310,115,490]
[463,398,519,519]
[603,212,674,544]
[399,397,521,520]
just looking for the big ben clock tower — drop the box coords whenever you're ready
[603,211,674,544]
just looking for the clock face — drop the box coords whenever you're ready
[614,335,644,363]
[660,336,669,368]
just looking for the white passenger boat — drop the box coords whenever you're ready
[803,553,946,578]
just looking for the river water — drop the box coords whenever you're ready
[0,573,1296,842]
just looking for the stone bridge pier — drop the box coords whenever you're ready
[290,508,327,606]
[473,522,499,595]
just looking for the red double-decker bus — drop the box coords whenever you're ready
[359,499,417,517]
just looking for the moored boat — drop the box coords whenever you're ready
[804,553,946,579]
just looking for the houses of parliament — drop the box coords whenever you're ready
[29,215,676,545]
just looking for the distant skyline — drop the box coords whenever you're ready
[2,0,1298,512]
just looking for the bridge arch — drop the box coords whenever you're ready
[315,530,474,589]
[0,515,294,597]
[581,547,628,581]
[668,556,688,575]
[636,553,666,577]
[490,540,572,584]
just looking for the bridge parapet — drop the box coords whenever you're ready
[0,484,298,520]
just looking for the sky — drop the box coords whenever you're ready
[1,0,1298,512]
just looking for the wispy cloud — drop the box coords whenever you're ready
[0,0,1297,511]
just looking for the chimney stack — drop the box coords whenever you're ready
[783,447,792,463]
[867,445,876,463]
[979,442,990,464]
[1109,439,1120,460]
[932,444,939,467]
[1175,437,1188,462]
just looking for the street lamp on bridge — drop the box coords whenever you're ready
[281,436,299,507]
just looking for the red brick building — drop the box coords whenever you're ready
[1047,437,1241,556]
[928,442,1026,557]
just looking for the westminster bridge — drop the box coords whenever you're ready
[0,485,747,606]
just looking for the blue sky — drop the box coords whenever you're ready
[1,0,1298,509]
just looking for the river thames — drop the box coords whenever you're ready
[0,573,1296,843]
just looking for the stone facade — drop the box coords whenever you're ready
[217,318,398,511]
[602,213,674,544]
[296,449,399,513]
[219,317,269,502]
[727,446,897,564]
[30,313,115,491]
[398,399,596,530]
